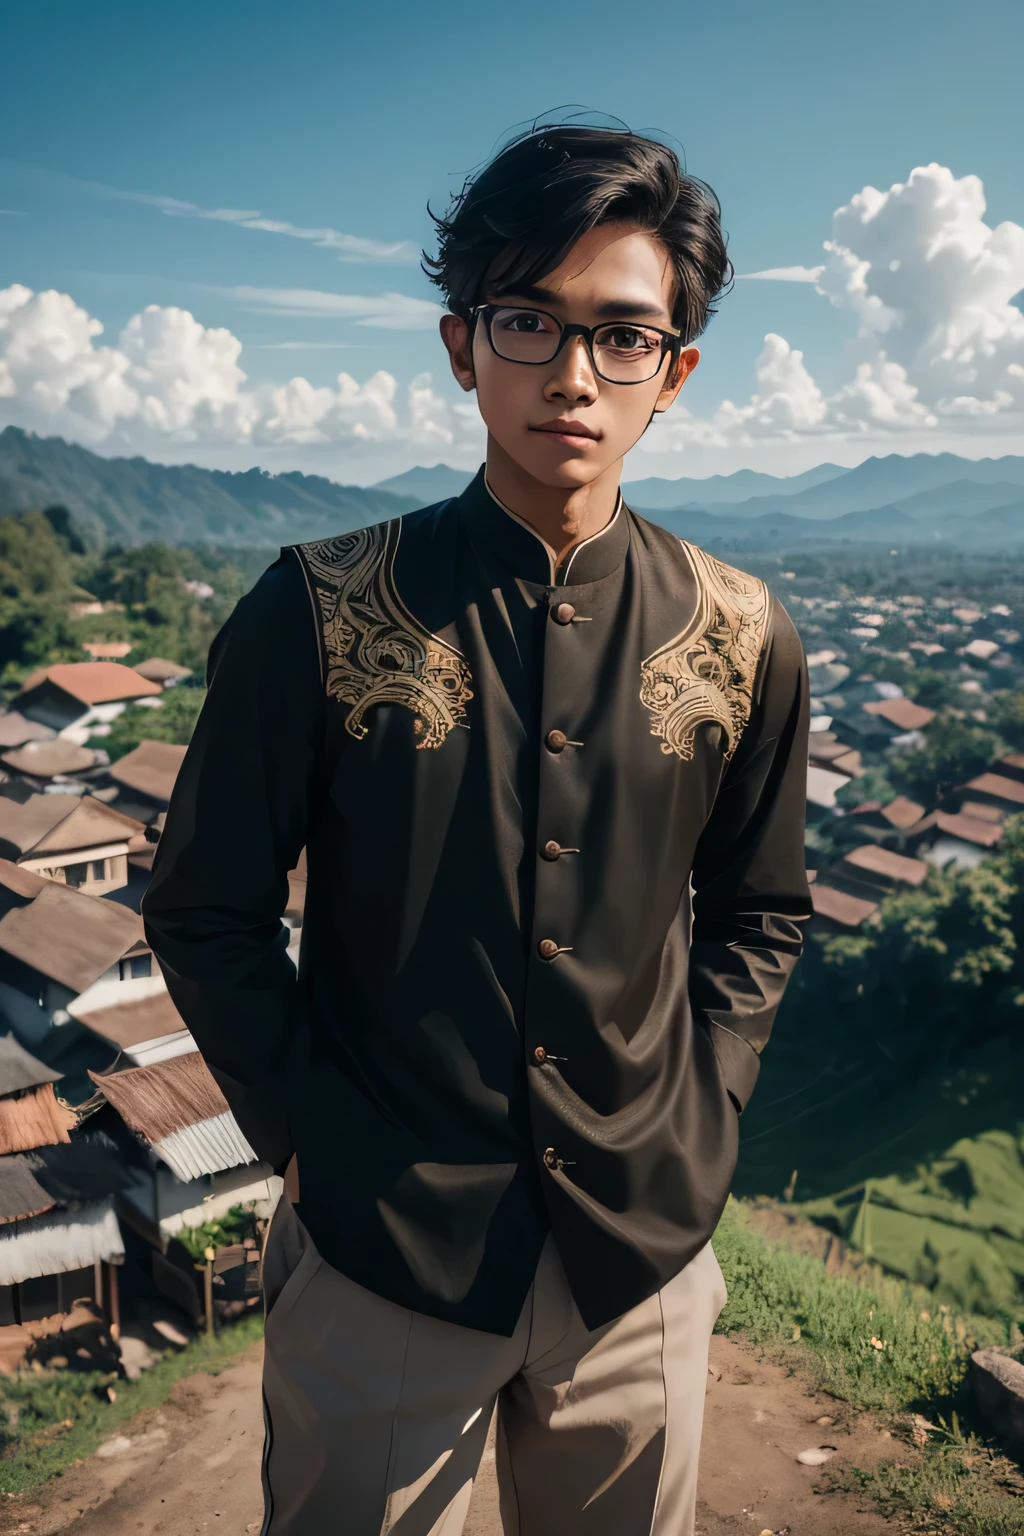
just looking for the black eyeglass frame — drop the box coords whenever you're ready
[469,303,683,386]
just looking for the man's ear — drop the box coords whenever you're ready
[653,346,700,414]
[440,314,476,393]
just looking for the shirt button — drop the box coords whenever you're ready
[533,1046,547,1064]
[552,601,575,625]
[542,1147,559,1169]
[541,839,562,860]
[545,729,568,753]
[537,938,560,960]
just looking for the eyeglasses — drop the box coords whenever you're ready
[470,304,681,386]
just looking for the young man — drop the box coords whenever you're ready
[144,124,811,1536]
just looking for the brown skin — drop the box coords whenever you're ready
[440,222,700,567]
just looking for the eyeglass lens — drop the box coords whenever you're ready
[488,307,668,383]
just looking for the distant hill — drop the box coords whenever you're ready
[4,428,1024,552]
[373,463,477,501]
[0,426,417,548]
[713,452,1024,520]
[622,462,847,508]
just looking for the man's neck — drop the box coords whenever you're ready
[483,437,622,569]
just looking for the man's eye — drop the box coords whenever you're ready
[502,312,548,333]
[601,326,658,351]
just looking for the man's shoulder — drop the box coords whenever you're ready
[626,506,772,619]
[287,497,456,584]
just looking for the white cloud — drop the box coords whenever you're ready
[646,161,1024,455]
[738,266,825,283]
[97,183,416,263]
[0,282,478,461]
[223,287,443,328]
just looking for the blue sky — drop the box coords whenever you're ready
[2,0,1023,484]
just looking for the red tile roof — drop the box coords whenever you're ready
[18,663,161,707]
[1,741,97,779]
[862,697,936,731]
[881,795,927,829]
[811,883,879,927]
[910,810,1005,849]
[962,772,1024,806]
[843,844,929,886]
[108,741,187,804]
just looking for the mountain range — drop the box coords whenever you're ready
[2,425,1024,549]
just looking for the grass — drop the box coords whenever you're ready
[826,1422,1024,1536]
[712,1196,1015,1415]
[714,1199,1024,1535]
[0,1311,263,1494]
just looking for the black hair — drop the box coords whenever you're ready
[423,122,733,344]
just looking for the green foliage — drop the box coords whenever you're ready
[889,711,1005,807]
[173,1204,260,1262]
[905,667,964,711]
[99,687,207,762]
[0,506,247,701]
[0,1312,263,1493]
[827,1426,1024,1536]
[712,1200,1007,1414]
[989,690,1024,752]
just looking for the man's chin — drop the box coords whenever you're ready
[518,450,615,493]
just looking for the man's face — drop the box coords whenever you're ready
[441,223,700,490]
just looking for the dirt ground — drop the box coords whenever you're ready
[0,1333,898,1535]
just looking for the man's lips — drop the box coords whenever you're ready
[530,420,601,442]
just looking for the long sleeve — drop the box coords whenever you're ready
[688,594,812,1113]
[142,550,324,1171]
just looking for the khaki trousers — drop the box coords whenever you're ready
[260,1197,727,1536]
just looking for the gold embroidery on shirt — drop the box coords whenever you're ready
[640,542,769,761]
[297,521,473,749]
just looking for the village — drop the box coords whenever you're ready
[0,558,1020,1397]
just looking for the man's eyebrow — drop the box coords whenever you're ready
[491,282,671,322]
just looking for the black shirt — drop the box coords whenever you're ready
[143,468,812,1334]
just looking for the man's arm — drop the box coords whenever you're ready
[688,594,812,1113]
[142,551,323,1171]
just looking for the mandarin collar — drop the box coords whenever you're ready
[455,465,630,586]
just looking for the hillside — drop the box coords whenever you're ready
[0,427,416,548]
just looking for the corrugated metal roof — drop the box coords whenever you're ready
[90,1052,257,1180]
[0,1155,56,1224]
[0,1199,123,1285]
[154,1113,257,1183]
[0,1033,62,1097]
[0,1083,77,1156]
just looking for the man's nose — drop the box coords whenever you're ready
[543,335,599,403]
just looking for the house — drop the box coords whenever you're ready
[831,843,929,899]
[0,1030,128,1329]
[905,809,1004,871]
[806,763,853,822]
[993,752,1024,786]
[0,795,146,896]
[81,642,133,661]
[844,796,927,842]
[0,859,148,1030]
[90,1053,275,1318]
[103,742,187,827]
[132,658,192,687]
[76,991,195,1069]
[956,771,1024,818]
[14,663,162,739]
[0,1137,128,1328]
[0,740,100,792]
[0,714,56,752]
[810,882,880,931]
[849,696,937,747]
